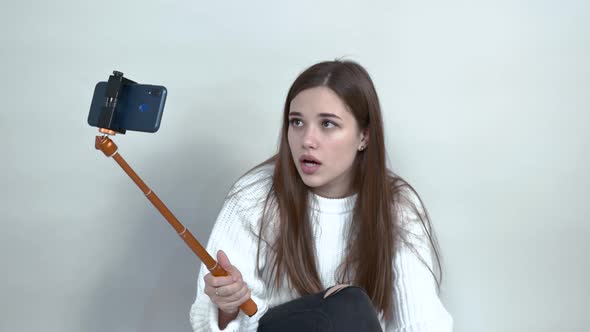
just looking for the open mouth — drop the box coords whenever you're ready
[299,156,322,174]
[302,159,320,167]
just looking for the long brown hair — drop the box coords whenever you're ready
[241,60,442,321]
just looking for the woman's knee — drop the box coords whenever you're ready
[324,284,354,299]
[322,286,383,331]
[324,286,376,315]
[325,285,371,303]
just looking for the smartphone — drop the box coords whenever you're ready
[88,81,167,133]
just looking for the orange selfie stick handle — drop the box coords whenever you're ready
[94,135,258,317]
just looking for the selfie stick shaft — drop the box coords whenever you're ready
[94,135,258,317]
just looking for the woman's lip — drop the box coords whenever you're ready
[300,160,321,174]
[299,156,322,164]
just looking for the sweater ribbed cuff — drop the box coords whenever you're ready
[207,295,268,332]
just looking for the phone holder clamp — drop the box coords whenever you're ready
[97,70,137,135]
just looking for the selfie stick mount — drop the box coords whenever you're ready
[97,70,137,135]
[94,71,258,317]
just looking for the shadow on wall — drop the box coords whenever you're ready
[81,136,247,332]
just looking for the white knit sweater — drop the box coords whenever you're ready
[189,164,453,331]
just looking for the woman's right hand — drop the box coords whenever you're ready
[203,250,252,315]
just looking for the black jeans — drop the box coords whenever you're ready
[257,286,383,332]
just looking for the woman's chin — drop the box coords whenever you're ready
[299,174,323,189]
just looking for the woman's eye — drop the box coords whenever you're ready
[322,121,336,129]
[289,119,303,127]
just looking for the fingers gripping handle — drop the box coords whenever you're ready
[209,263,258,317]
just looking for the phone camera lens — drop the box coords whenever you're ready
[150,89,162,97]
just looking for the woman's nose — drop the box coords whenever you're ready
[302,126,318,149]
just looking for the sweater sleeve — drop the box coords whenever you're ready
[189,186,270,332]
[386,189,454,332]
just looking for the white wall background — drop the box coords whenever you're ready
[1,1,588,331]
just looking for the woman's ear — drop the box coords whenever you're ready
[358,129,369,151]
[361,128,369,145]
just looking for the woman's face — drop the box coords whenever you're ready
[287,86,367,198]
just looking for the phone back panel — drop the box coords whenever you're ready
[88,82,167,133]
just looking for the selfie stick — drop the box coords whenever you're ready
[93,71,258,317]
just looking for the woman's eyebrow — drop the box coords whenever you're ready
[288,111,342,120]
[318,113,342,120]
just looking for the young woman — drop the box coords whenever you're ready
[189,60,453,331]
